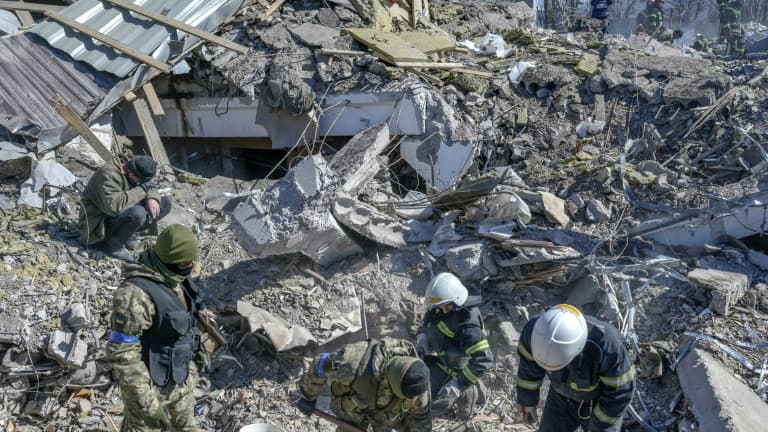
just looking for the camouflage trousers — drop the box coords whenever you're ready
[120,364,199,432]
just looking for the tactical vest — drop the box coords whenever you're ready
[127,277,200,387]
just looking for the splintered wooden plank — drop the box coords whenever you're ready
[102,0,248,55]
[44,11,172,73]
[141,82,165,117]
[132,98,170,165]
[51,96,113,162]
[343,28,428,64]
[0,1,63,12]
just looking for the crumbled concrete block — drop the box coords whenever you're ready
[575,53,600,75]
[0,315,28,345]
[47,330,87,368]
[586,199,611,223]
[678,348,768,432]
[289,23,339,47]
[61,303,87,329]
[445,241,498,281]
[687,269,749,316]
[233,124,390,266]
[332,193,408,248]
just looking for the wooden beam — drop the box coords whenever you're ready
[101,0,248,55]
[255,0,287,23]
[0,1,63,12]
[410,0,422,27]
[132,98,170,165]
[319,48,368,56]
[448,67,494,78]
[141,83,165,117]
[394,61,465,69]
[44,11,172,73]
[51,96,113,163]
[15,9,34,26]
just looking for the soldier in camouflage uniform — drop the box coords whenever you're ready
[718,0,745,57]
[297,338,432,432]
[635,0,665,36]
[107,225,207,432]
[692,34,710,52]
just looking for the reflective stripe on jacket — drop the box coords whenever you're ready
[516,315,635,432]
[419,305,494,389]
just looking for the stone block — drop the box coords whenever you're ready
[61,303,87,329]
[540,192,570,227]
[687,269,749,316]
[445,241,498,281]
[678,348,768,432]
[332,193,408,248]
[47,330,87,368]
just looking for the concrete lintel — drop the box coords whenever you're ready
[113,92,424,149]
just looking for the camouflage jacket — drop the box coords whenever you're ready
[78,159,159,245]
[301,338,432,431]
[106,261,193,414]
[636,6,664,35]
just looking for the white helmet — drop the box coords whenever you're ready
[531,304,588,371]
[426,273,468,307]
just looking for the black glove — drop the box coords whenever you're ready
[140,180,156,192]
[296,397,316,417]
[146,406,172,430]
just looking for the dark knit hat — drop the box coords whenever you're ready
[128,155,157,181]
[400,360,429,397]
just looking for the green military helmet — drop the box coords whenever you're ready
[386,356,429,399]
[154,224,200,264]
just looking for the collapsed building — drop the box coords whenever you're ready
[1,0,768,431]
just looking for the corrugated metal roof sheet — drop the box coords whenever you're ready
[31,0,244,78]
[0,33,116,136]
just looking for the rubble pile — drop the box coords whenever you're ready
[1,0,768,431]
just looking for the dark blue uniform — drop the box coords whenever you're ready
[591,0,613,20]
[517,315,635,432]
[419,303,493,395]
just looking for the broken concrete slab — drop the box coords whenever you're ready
[316,8,340,28]
[400,137,475,191]
[260,23,294,50]
[394,191,434,220]
[233,124,391,266]
[678,348,768,432]
[445,241,498,281]
[687,269,749,316]
[236,300,315,351]
[47,330,87,368]
[289,23,340,47]
[343,28,429,63]
[332,193,408,248]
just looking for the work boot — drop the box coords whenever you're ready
[108,248,135,262]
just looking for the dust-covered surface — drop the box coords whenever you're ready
[2,0,768,431]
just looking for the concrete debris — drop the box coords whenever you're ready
[46,330,87,369]
[233,124,389,265]
[445,241,498,281]
[289,23,340,47]
[458,33,514,58]
[61,303,88,329]
[394,191,434,220]
[236,301,315,352]
[540,192,569,228]
[687,269,749,316]
[332,193,408,248]
[0,141,35,178]
[0,315,29,345]
[678,348,768,432]
[586,199,611,223]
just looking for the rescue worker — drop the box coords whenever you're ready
[297,337,432,432]
[589,0,613,34]
[415,273,493,418]
[635,0,665,36]
[692,34,710,52]
[107,225,208,432]
[79,155,171,261]
[516,304,635,432]
[718,0,745,57]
